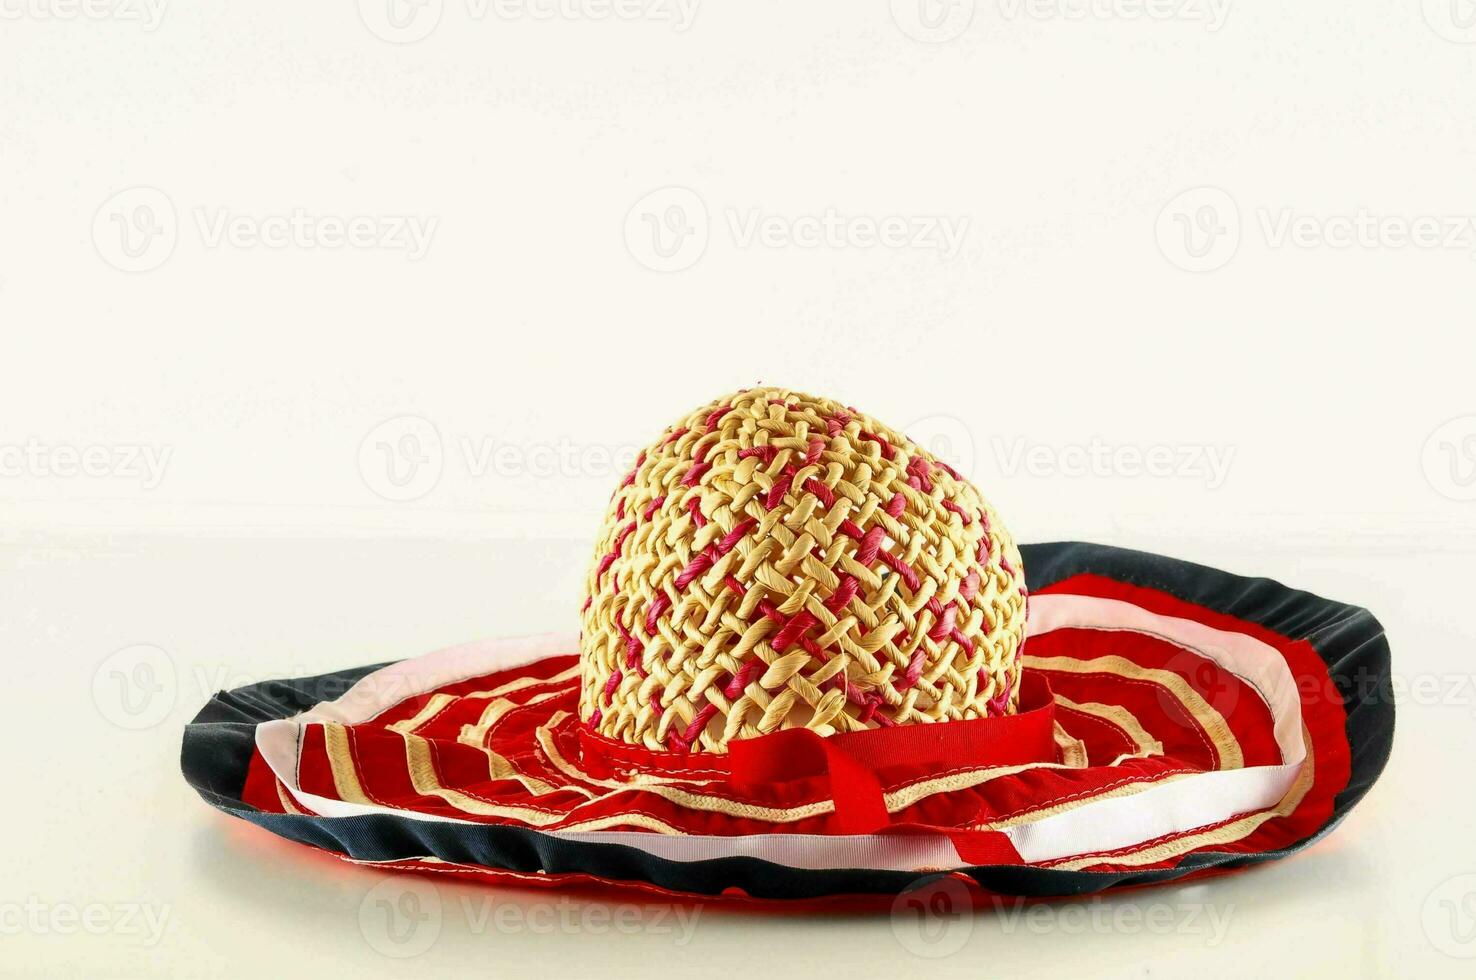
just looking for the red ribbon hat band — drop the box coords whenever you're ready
[183,388,1394,903]
[729,676,1056,861]
[577,673,1057,840]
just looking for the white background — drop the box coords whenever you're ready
[2,2,1473,977]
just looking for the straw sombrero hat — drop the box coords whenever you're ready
[182,387,1393,906]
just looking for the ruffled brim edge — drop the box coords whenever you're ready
[180,541,1394,900]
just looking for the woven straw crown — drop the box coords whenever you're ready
[579,388,1027,753]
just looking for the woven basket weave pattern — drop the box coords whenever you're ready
[579,388,1026,753]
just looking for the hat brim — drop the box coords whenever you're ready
[181,541,1393,902]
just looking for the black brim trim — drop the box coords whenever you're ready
[180,542,1394,900]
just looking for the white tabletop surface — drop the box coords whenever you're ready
[0,533,1466,978]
